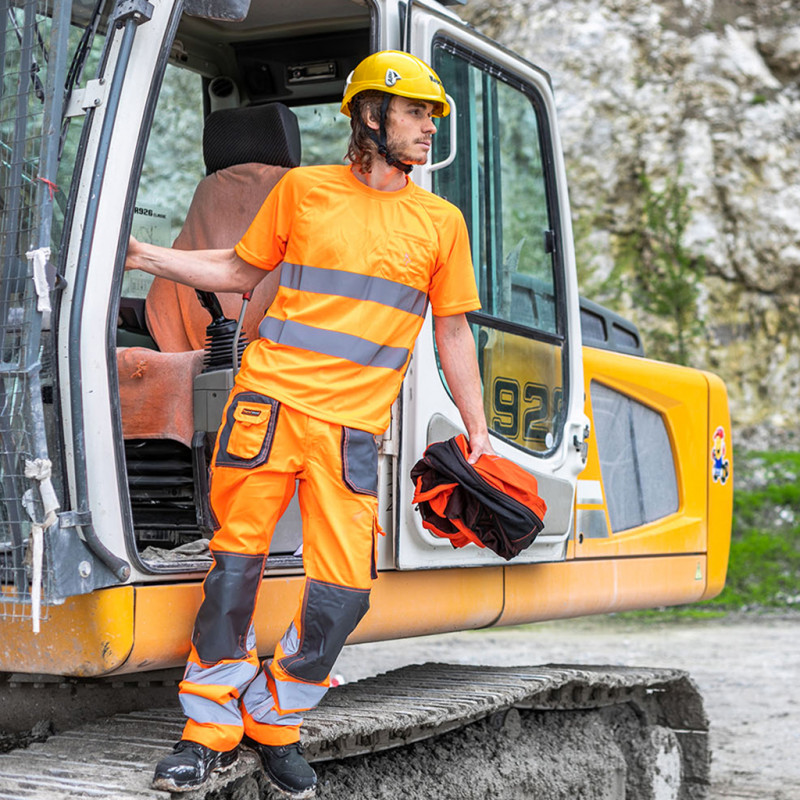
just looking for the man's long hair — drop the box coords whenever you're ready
[345,90,387,173]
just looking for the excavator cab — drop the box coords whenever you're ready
[120,101,301,562]
[0,0,731,677]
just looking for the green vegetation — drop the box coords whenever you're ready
[710,450,800,611]
[622,450,800,620]
[575,168,707,367]
[623,170,707,366]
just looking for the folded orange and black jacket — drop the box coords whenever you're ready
[410,434,547,561]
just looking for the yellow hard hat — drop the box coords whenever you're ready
[341,50,450,117]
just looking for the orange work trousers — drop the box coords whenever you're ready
[179,386,379,751]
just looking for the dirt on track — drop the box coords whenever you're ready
[331,613,800,800]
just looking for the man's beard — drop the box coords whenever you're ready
[385,134,430,166]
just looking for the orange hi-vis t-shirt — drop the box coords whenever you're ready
[233,164,480,435]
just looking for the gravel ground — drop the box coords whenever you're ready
[332,613,800,800]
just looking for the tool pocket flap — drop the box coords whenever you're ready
[233,402,272,426]
[217,393,280,468]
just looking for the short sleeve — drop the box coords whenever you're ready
[428,208,481,316]
[234,170,297,271]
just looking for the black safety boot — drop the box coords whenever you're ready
[242,736,317,799]
[152,739,239,792]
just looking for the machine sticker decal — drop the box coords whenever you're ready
[711,425,730,485]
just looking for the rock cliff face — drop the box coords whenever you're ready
[465,0,800,449]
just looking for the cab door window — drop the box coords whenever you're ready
[432,43,566,454]
[126,63,205,299]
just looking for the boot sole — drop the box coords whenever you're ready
[262,775,317,800]
[151,751,239,793]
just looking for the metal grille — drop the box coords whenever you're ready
[0,0,71,626]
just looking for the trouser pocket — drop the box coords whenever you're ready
[340,426,378,496]
[216,391,281,469]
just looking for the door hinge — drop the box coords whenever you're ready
[113,0,154,27]
[572,423,590,464]
[59,509,93,528]
[64,79,108,118]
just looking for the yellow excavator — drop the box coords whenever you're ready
[0,0,731,796]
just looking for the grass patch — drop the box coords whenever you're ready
[614,607,729,622]
[753,450,800,470]
[621,450,800,620]
[715,527,800,607]
[717,451,800,609]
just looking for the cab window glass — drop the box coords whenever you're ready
[126,64,205,298]
[432,42,565,454]
[127,94,347,302]
[292,102,350,165]
[432,45,558,335]
[591,381,679,531]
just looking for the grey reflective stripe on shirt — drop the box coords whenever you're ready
[259,317,410,372]
[281,262,428,317]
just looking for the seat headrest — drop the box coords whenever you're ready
[203,103,302,174]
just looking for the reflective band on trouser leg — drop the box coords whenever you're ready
[180,648,258,748]
[240,669,304,746]
[179,661,252,750]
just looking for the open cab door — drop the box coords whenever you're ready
[393,4,587,569]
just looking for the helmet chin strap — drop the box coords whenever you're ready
[368,94,414,175]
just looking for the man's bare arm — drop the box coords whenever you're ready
[125,237,268,294]
[433,313,496,464]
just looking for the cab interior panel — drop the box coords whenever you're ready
[120,5,374,569]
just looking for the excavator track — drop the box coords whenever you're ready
[0,663,709,800]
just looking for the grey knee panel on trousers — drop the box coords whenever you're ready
[193,551,265,664]
[279,579,371,683]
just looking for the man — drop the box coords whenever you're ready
[126,50,494,799]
